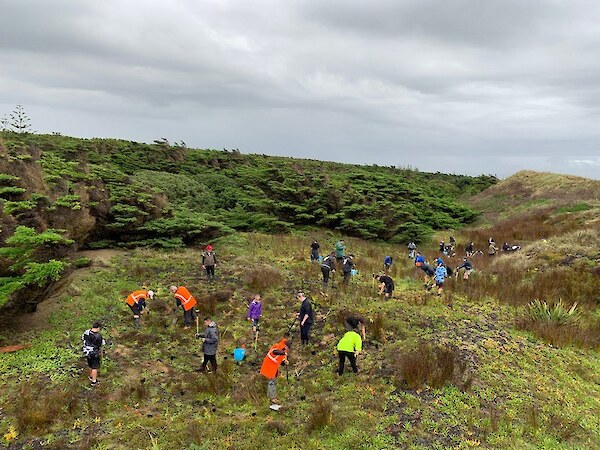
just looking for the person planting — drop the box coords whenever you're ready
[320,252,336,290]
[434,261,448,296]
[456,258,474,280]
[337,317,362,376]
[260,337,289,404]
[125,289,154,329]
[375,274,395,299]
[170,285,198,329]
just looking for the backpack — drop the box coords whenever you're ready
[82,330,99,357]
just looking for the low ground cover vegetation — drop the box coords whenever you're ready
[0,231,598,449]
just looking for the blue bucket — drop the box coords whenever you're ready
[318,256,323,263]
[233,348,246,362]
[351,269,358,276]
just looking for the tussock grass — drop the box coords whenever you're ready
[306,397,333,432]
[245,265,283,291]
[393,342,470,391]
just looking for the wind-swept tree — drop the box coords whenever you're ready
[10,104,32,133]
[0,115,9,131]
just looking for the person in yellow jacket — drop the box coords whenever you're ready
[337,317,362,376]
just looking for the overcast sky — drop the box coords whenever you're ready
[1,0,599,179]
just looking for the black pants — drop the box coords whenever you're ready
[343,271,351,286]
[205,265,215,281]
[300,323,312,345]
[201,354,217,372]
[321,267,330,288]
[183,308,197,326]
[338,351,358,375]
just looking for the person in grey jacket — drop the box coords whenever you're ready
[196,317,218,373]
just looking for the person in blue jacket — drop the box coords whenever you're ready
[434,261,447,296]
[383,255,393,271]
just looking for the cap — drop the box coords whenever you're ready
[206,245,213,251]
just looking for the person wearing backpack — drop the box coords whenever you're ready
[434,261,448,297]
[202,245,218,282]
[82,321,106,386]
[320,252,336,290]
[407,242,417,259]
[341,254,355,287]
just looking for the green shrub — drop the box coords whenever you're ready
[3,200,36,215]
[22,260,68,286]
[0,186,26,197]
[0,173,20,183]
[527,299,581,326]
[50,194,81,210]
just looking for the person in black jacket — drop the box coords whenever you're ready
[297,292,314,346]
[375,274,395,298]
[456,258,474,280]
[341,254,355,287]
[82,321,106,386]
[320,252,336,290]
[310,240,320,261]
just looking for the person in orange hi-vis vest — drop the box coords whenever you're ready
[260,337,289,404]
[170,285,198,329]
[125,289,154,329]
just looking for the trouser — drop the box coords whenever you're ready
[267,379,277,399]
[311,250,319,261]
[300,323,312,345]
[201,354,217,372]
[129,304,141,328]
[183,308,197,326]
[338,351,358,375]
[321,267,331,289]
[343,272,351,286]
[205,265,215,281]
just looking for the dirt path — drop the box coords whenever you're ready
[3,249,126,336]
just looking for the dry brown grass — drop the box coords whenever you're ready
[245,265,283,291]
[231,372,265,405]
[13,381,81,433]
[306,397,333,432]
[393,342,470,391]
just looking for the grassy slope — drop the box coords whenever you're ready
[467,170,600,227]
[1,231,599,450]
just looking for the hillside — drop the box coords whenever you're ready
[1,138,599,448]
[0,232,598,449]
[468,170,600,227]
[0,132,495,313]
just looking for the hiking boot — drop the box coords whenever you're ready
[90,380,100,387]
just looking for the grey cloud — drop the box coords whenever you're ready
[0,0,599,179]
